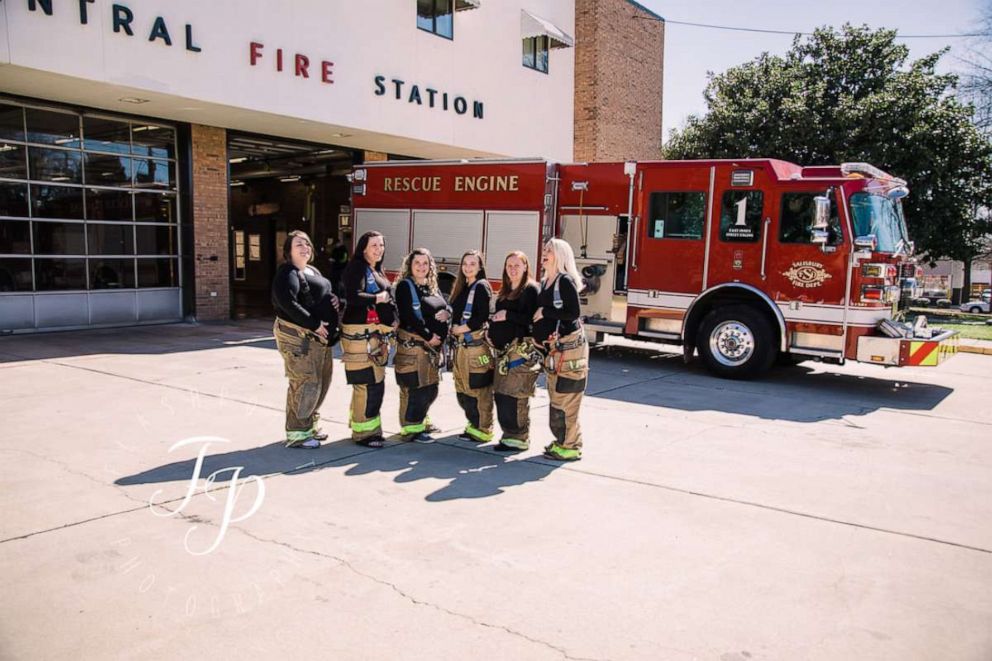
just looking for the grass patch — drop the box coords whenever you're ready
[931,322,992,341]
[905,307,992,340]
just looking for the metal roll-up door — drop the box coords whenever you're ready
[411,210,484,265]
[483,211,540,275]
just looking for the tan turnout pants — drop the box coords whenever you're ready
[453,336,494,441]
[273,318,334,444]
[341,323,392,441]
[493,338,541,446]
[394,330,441,436]
[544,330,589,450]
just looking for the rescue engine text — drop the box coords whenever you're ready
[382,175,520,193]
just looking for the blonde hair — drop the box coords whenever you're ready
[398,247,440,296]
[543,238,582,289]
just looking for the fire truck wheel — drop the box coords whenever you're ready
[697,305,777,379]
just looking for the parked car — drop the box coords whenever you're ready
[960,292,991,314]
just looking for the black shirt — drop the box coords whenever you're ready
[271,263,338,331]
[489,282,539,350]
[395,278,450,342]
[533,274,581,342]
[449,280,493,331]
[341,260,396,326]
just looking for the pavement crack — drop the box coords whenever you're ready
[236,528,603,661]
[0,447,148,509]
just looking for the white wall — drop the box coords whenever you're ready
[0,0,574,161]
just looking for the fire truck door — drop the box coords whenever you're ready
[764,189,847,306]
[705,175,770,290]
[628,167,711,296]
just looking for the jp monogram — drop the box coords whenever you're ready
[148,437,266,556]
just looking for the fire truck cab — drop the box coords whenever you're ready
[350,157,958,379]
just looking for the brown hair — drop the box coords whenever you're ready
[351,230,385,272]
[398,247,440,296]
[282,230,314,263]
[449,249,488,302]
[497,250,535,301]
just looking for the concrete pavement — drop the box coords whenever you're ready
[1,321,990,660]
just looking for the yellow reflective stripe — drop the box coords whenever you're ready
[546,443,581,459]
[350,414,381,432]
[402,422,426,435]
[286,429,312,442]
[465,425,493,441]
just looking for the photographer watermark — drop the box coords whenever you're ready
[148,436,266,556]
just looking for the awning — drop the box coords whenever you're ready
[455,0,481,11]
[520,9,574,49]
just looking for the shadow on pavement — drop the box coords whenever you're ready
[114,436,562,502]
[585,343,955,424]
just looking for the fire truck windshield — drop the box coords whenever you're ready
[849,192,909,253]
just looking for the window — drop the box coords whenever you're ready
[417,0,453,39]
[0,101,180,292]
[523,36,550,73]
[719,190,763,242]
[648,192,706,240]
[780,192,842,246]
[849,193,905,253]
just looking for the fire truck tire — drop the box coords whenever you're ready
[697,305,777,379]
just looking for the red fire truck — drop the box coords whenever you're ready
[349,158,958,379]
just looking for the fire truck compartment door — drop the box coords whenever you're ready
[413,210,484,266]
[484,210,540,276]
[354,208,410,271]
[559,214,619,261]
[630,168,711,295]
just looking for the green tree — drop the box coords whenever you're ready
[666,25,992,270]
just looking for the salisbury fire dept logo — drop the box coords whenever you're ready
[782,261,833,288]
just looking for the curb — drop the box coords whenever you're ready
[958,344,992,356]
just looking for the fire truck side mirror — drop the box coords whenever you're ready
[854,235,878,253]
[812,195,831,230]
[810,229,830,246]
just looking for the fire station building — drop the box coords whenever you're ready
[0,0,663,332]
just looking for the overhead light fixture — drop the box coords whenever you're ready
[229,180,245,187]
[132,125,160,132]
[51,176,71,182]
[54,137,77,145]
[280,175,301,182]
[118,97,150,104]
[229,157,248,164]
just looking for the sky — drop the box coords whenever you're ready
[632,0,987,143]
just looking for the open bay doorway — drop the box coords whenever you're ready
[227,133,358,318]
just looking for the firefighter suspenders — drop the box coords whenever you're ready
[541,273,585,374]
[398,279,439,352]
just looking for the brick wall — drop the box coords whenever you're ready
[574,0,664,162]
[190,124,230,320]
